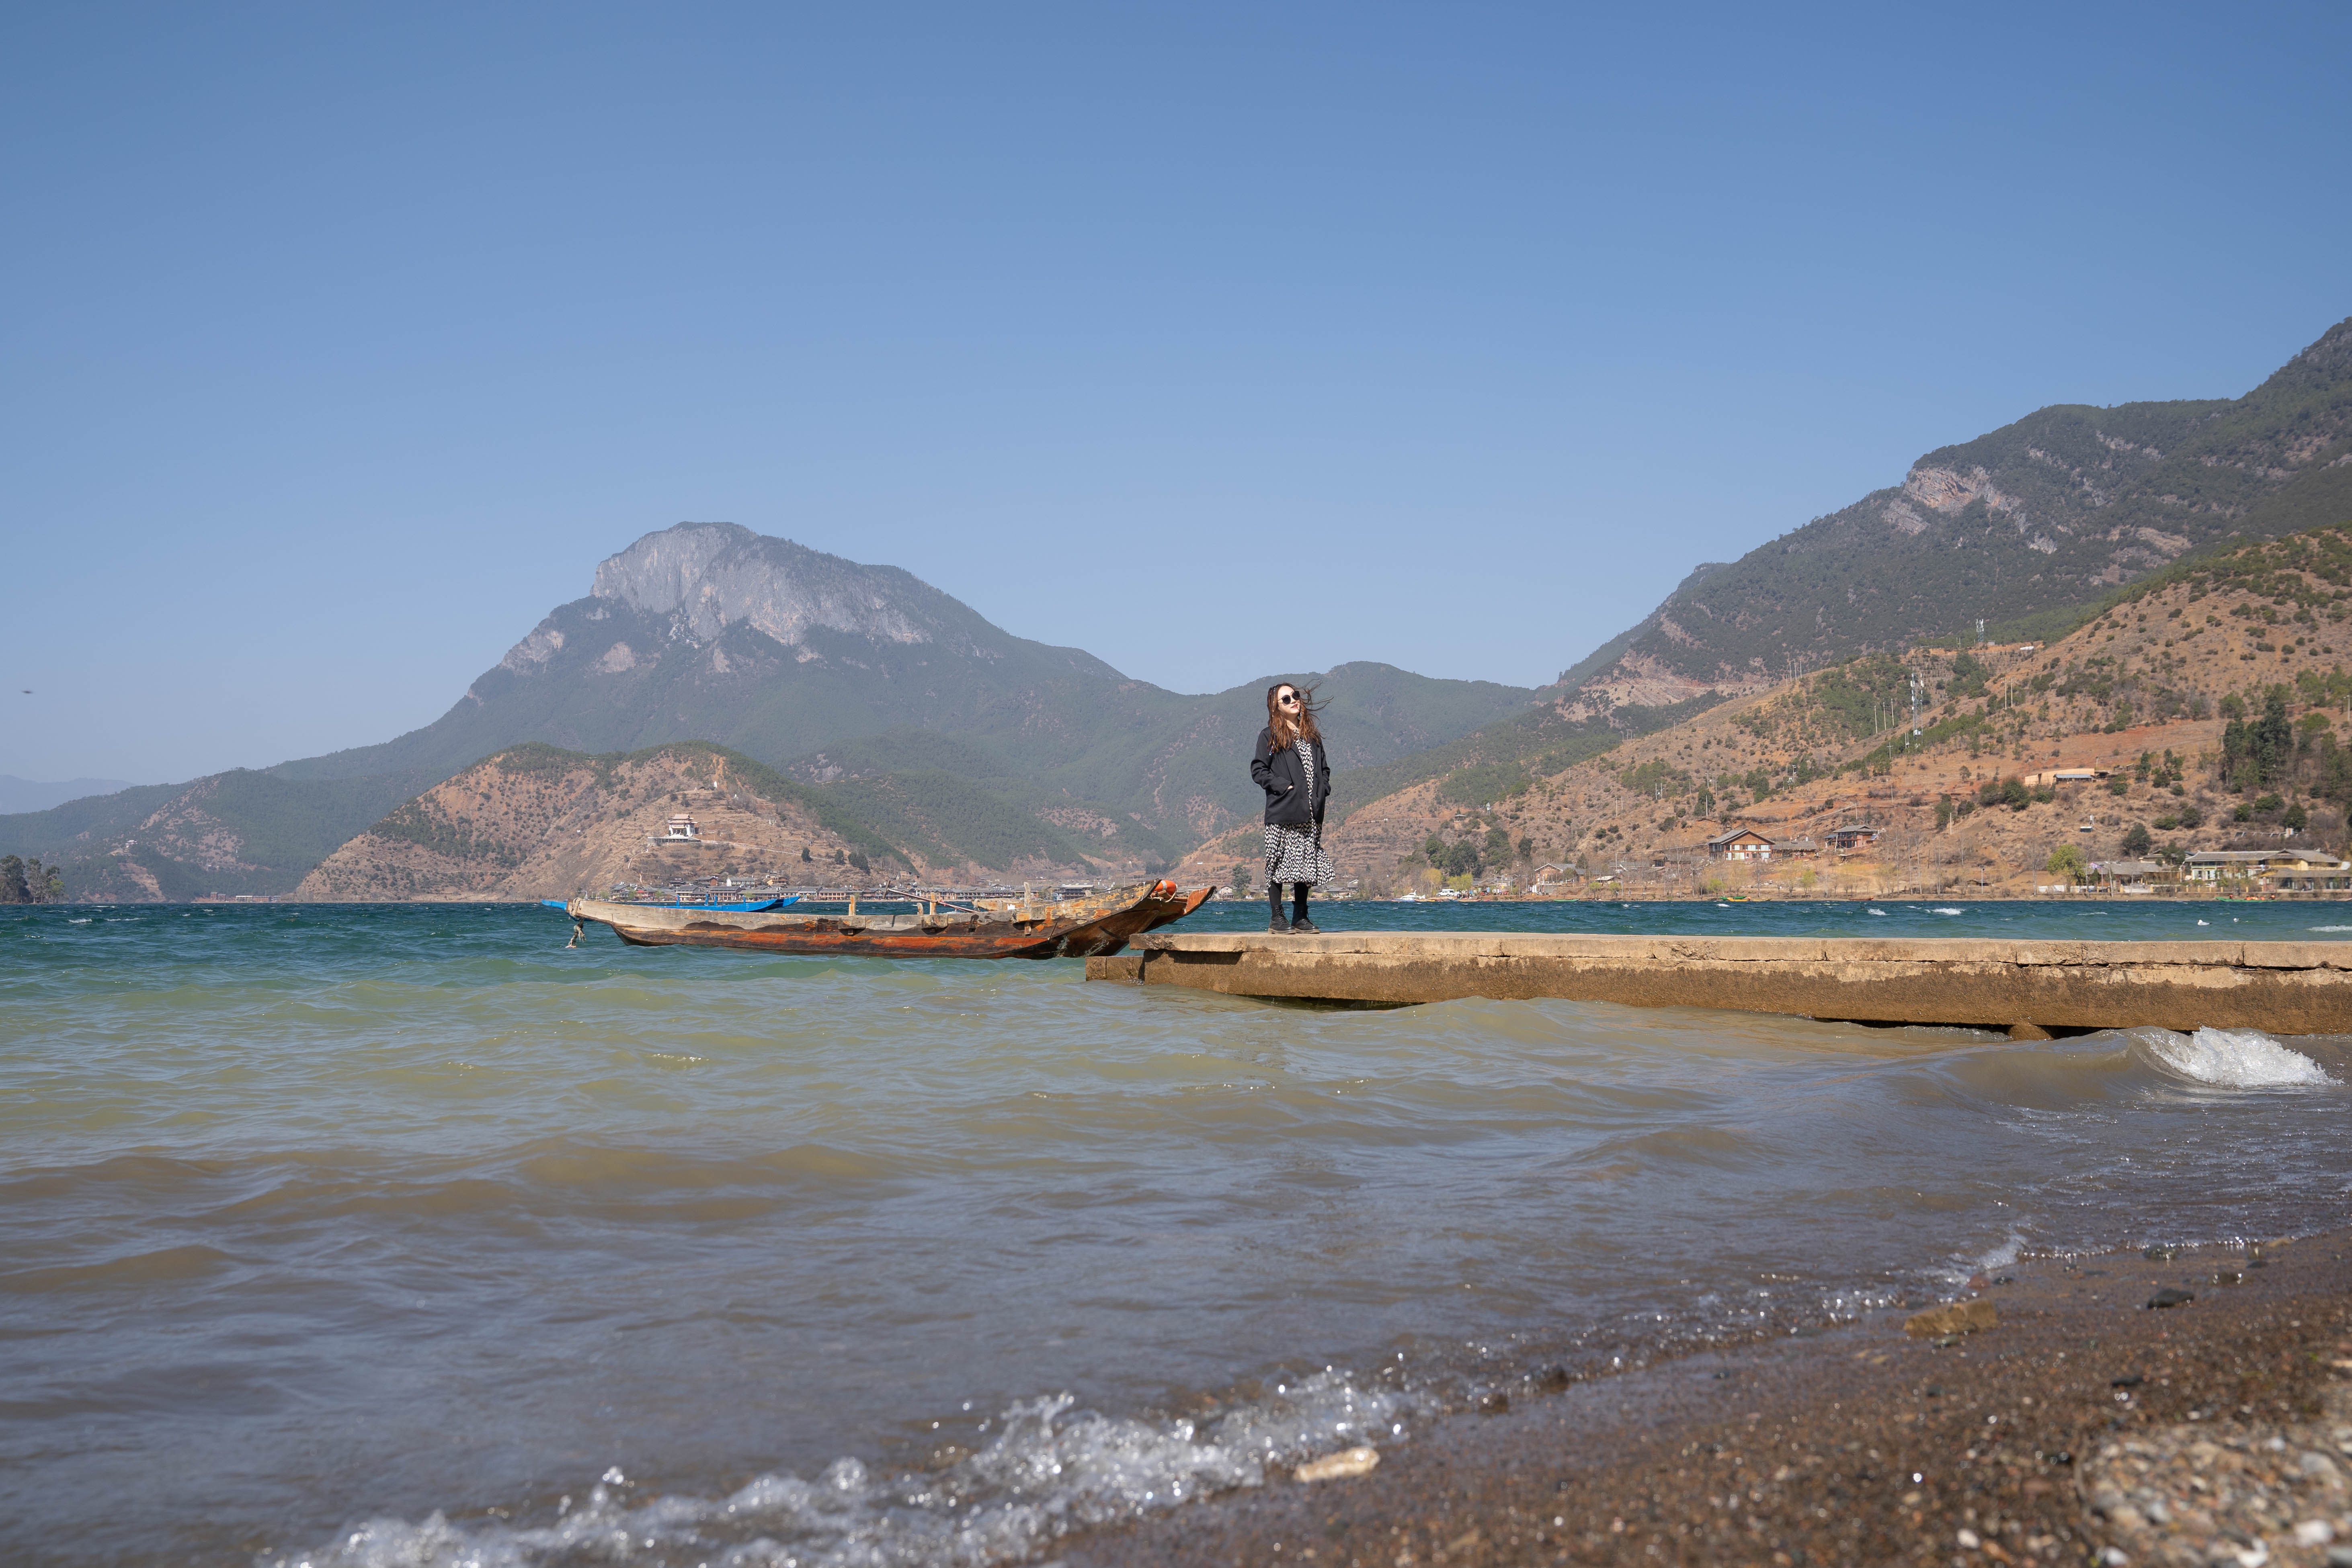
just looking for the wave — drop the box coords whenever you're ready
[1969,1231,2026,1275]
[268,1371,1408,1568]
[2309,925,2352,933]
[1900,1025,2341,1117]
[2134,1027,2338,1089]
[1931,907,1964,916]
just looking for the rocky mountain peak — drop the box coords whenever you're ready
[586,521,937,649]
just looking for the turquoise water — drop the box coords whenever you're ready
[4,900,2348,1567]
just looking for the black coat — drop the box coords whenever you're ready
[1251,727,1333,827]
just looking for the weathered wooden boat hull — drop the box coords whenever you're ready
[565,883,1213,959]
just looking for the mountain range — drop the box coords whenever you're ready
[5,314,2346,899]
[1553,316,2352,715]
[1271,314,2352,828]
[0,525,1535,896]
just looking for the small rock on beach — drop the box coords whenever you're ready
[1906,1297,1999,1338]
[1294,1447,1380,1483]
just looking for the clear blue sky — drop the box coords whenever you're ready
[6,2,2348,785]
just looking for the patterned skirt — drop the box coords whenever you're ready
[1264,823,1335,886]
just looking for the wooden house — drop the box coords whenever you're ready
[1704,828,1775,862]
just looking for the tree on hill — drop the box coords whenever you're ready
[1422,834,1483,879]
[2222,687,2297,791]
[2046,843,2089,881]
[0,855,62,903]
[2120,823,2153,858]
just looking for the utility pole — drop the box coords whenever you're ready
[1911,670,1924,738]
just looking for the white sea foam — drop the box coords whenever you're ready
[2308,925,2352,932]
[1932,907,1964,916]
[1868,908,1888,916]
[267,1372,1413,1568]
[1972,1232,2025,1273]
[2135,1027,2338,1089]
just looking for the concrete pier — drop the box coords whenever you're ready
[1085,932,2352,1035]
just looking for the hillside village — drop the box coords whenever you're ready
[1178,525,2352,900]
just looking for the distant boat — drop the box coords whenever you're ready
[560,880,1212,959]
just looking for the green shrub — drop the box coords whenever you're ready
[1437,762,1530,808]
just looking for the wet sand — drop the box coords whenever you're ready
[1057,1235,2352,1567]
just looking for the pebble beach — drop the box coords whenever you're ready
[1058,1235,2352,1568]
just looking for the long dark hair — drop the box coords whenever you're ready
[1266,681,1324,751]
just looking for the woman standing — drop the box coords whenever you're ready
[1251,682,1335,933]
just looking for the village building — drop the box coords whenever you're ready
[1704,828,1774,862]
[1774,837,1822,859]
[662,814,700,840]
[2184,848,2352,890]
[1823,824,1881,853]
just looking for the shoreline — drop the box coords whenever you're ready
[1054,1234,2352,1567]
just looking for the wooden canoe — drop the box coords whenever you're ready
[565,880,1215,959]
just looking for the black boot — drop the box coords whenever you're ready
[1267,883,1290,933]
[1290,887,1319,935]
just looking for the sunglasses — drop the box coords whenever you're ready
[1278,693,1300,706]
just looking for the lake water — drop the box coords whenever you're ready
[5,899,2348,1567]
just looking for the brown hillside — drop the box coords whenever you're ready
[297,745,888,902]
[1183,525,2352,898]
